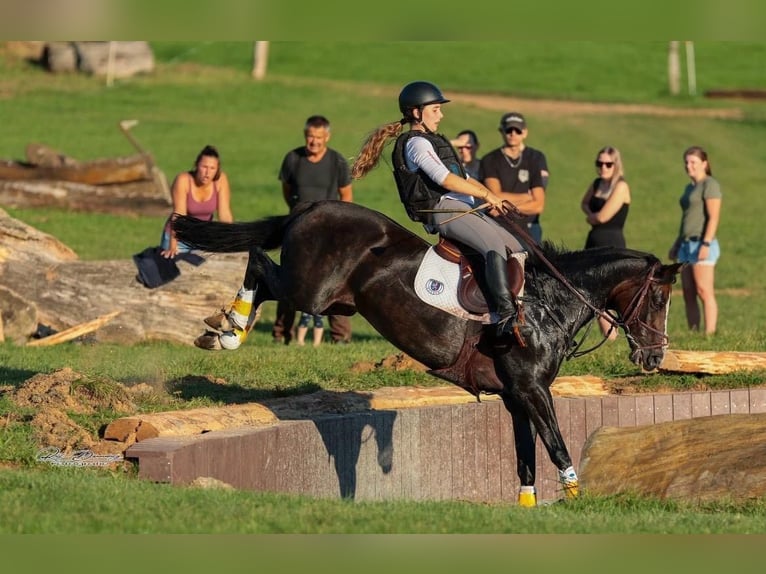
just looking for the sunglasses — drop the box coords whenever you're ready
[595,161,614,168]
[504,127,523,135]
[457,145,473,150]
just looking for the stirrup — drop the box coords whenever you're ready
[496,315,530,348]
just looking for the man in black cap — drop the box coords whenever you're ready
[479,112,549,244]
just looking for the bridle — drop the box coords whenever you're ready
[493,205,669,360]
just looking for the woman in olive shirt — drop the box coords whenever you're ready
[668,146,722,335]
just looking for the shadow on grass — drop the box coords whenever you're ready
[0,367,40,388]
[166,374,322,404]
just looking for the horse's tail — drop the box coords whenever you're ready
[172,214,289,253]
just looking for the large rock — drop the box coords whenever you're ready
[75,42,154,78]
[42,42,155,78]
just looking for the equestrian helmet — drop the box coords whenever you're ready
[398,81,450,115]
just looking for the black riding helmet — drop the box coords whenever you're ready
[398,81,450,118]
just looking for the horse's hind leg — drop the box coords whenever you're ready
[196,248,278,350]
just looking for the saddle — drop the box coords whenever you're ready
[434,236,526,315]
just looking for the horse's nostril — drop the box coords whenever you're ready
[645,354,662,371]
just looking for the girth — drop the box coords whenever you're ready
[434,236,525,315]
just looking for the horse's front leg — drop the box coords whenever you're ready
[502,395,538,508]
[511,381,579,501]
[499,355,580,504]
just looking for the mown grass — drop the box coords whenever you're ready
[1,42,766,532]
[1,467,765,534]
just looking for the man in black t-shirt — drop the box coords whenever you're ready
[480,112,549,244]
[272,115,354,345]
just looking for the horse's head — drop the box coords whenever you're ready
[609,261,683,371]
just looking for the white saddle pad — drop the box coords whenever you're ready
[413,247,527,324]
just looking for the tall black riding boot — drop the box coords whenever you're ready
[484,250,530,345]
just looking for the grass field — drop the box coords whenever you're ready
[1,42,766,533]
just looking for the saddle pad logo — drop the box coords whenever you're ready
[425,278,444,295]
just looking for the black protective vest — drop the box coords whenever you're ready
[392,131,466,223]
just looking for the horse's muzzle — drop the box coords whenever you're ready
[632,348,664,372]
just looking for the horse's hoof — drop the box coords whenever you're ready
[518,491,537,508]
[204,310,234,332]
[194,330,223,350]
[562,481,580,499]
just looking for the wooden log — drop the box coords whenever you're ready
[104,403,279,444]
[27,310,121,347]
[0,284,38,345]
[0,207,249,346]
[660,349,766,374]
[0,154,154,185]
[0,207,78,264]
[0,179,171,216]
[25,143,78,168]
[579,413,766,502]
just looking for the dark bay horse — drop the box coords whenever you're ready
[173,201,682,506]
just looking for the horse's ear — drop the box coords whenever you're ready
[657,262,684,284]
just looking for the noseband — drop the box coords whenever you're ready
[613,262,669,354]
[564,262,667,360]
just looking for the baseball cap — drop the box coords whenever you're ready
[500,112,526,131]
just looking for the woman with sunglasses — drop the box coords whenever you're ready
[580,146,632,340]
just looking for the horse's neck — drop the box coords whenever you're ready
[534,255,639,331]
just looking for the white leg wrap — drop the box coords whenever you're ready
[219,329,245,350]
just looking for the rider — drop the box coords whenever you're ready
[351,80,531,341]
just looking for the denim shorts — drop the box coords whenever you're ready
[678,238,720,266]
[160,229,192,254]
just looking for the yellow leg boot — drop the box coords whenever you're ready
[518,486,537,507]
[559,466,579,499]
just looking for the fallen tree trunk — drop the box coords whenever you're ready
[0,179,171,216]
[579,413,766,503]
[660,349,766,374]
[0,154,154,185]
[0,207,249,345]
[104,403,279,444]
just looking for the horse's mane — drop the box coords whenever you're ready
[529,241,660,278]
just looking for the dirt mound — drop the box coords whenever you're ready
[7,367,140,455]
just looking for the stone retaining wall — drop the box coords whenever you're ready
[126,387,766,503]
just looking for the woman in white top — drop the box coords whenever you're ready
[351,81,530,342]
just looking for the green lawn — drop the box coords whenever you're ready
[1,42,766,533]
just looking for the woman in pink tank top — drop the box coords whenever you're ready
[161,145,234,258]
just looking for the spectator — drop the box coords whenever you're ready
[668,146,722,336]
[160,144,233,258]
[580,146,632,340]
[296,313,324,347]
[480,112,549,244]
[134,144,239,290]
[451,129,481,179]
[272,115,354,345]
